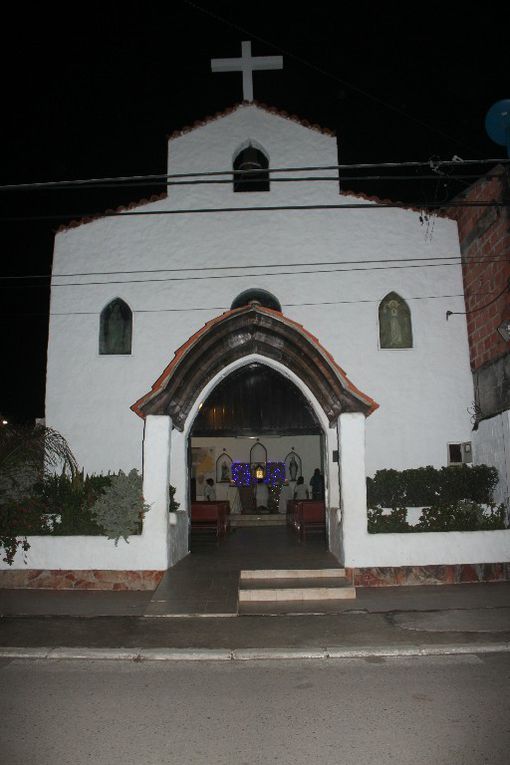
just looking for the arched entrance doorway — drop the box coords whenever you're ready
[131,304,378,567]
[189,362,324,517]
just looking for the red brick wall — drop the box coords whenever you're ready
[449,168,510,371]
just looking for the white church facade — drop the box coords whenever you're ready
[47,101,474,476]
[3,75,509,585]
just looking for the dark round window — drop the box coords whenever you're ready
[231,289,282,312]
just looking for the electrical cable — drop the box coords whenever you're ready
[2,259,508,291]
[446,280,510,319]
[1,199,507,225]
[1,254,507,282]
[182,0,478,151]
[0,160,508,193]
[0,291,478,317]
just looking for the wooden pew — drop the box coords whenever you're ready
[286,499,298,530]
[216,501,231,535]
[190,502,224,540]
[299,501,326,539]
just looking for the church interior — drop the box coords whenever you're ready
[189,363,324,517]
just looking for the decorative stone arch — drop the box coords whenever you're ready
[133,304,378,568]
[132,304,378,429]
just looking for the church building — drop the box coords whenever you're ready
[27,44,507,587]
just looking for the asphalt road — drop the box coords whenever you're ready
[1,653,509,765]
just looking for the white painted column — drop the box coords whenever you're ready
[142,415,171,569]
[327,424,340,509]
[338,412,367,568]
[168,426,190,565]
[324,424,342,560]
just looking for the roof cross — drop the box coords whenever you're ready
[211,41,283,102]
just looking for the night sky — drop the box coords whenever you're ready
[1,2,508,422]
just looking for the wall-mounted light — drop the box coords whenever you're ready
[498,320,510,342]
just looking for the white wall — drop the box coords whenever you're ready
[46,104,474,484]
[473,410,510,507]
[345,529,510,568]
[338,413,510,567]
[0,533,166,572]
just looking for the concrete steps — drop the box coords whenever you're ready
[238,567,356,614]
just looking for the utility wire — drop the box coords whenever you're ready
[1,254,505,282]
[1,160,508,193]
[2,259,508,291]
[182,0,478,152]
[446,280,510,319]
[1,173,506,192]
[2,199,507,225]
[0,291,476,317]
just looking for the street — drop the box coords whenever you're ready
[1,654,509,764]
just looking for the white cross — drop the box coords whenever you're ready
[211,41,283,102]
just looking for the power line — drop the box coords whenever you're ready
[1,160,508,193]
[0,291,477,317]
[2,199,507,225]
[0,254,506,282]
[446,280,510,319]
[182,0,478,151]
[2,259,508,291]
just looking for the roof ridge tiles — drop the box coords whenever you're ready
[167,101,336,140]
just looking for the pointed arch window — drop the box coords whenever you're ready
[379,292,413,349]
[233,145,269,192]
[99,298,132,355]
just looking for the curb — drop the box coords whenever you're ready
[0,642,509,662]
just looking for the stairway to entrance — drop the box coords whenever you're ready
[145,527,355,617]
[238,568,356,615]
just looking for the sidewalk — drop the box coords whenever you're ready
[1,582,509,660]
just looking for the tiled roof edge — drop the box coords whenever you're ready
[55,191,168,234]
[340,188,450,218]
[167,101,336,140]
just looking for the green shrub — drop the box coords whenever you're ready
[169,485,180,512]
[32,472,110,535]
[0,497,42,564]
[415,501,506,532]
[367,464,507,533]
[90,469,150,544]
[367,464,498,509]
[367,506,411,533]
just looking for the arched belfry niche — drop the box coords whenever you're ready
[132,304,378,431]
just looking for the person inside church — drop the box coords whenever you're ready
[294,476,309,501]
[254,478,269,511]
[310,468,324,500]
[204,477,216,502]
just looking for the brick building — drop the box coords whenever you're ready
[449,166,510,503]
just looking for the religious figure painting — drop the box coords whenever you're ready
[191,447,215,493]
[379,292,413,349]
[99,298,132,355]
[216,452,232,483]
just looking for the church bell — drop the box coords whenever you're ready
[236,146,264,173]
